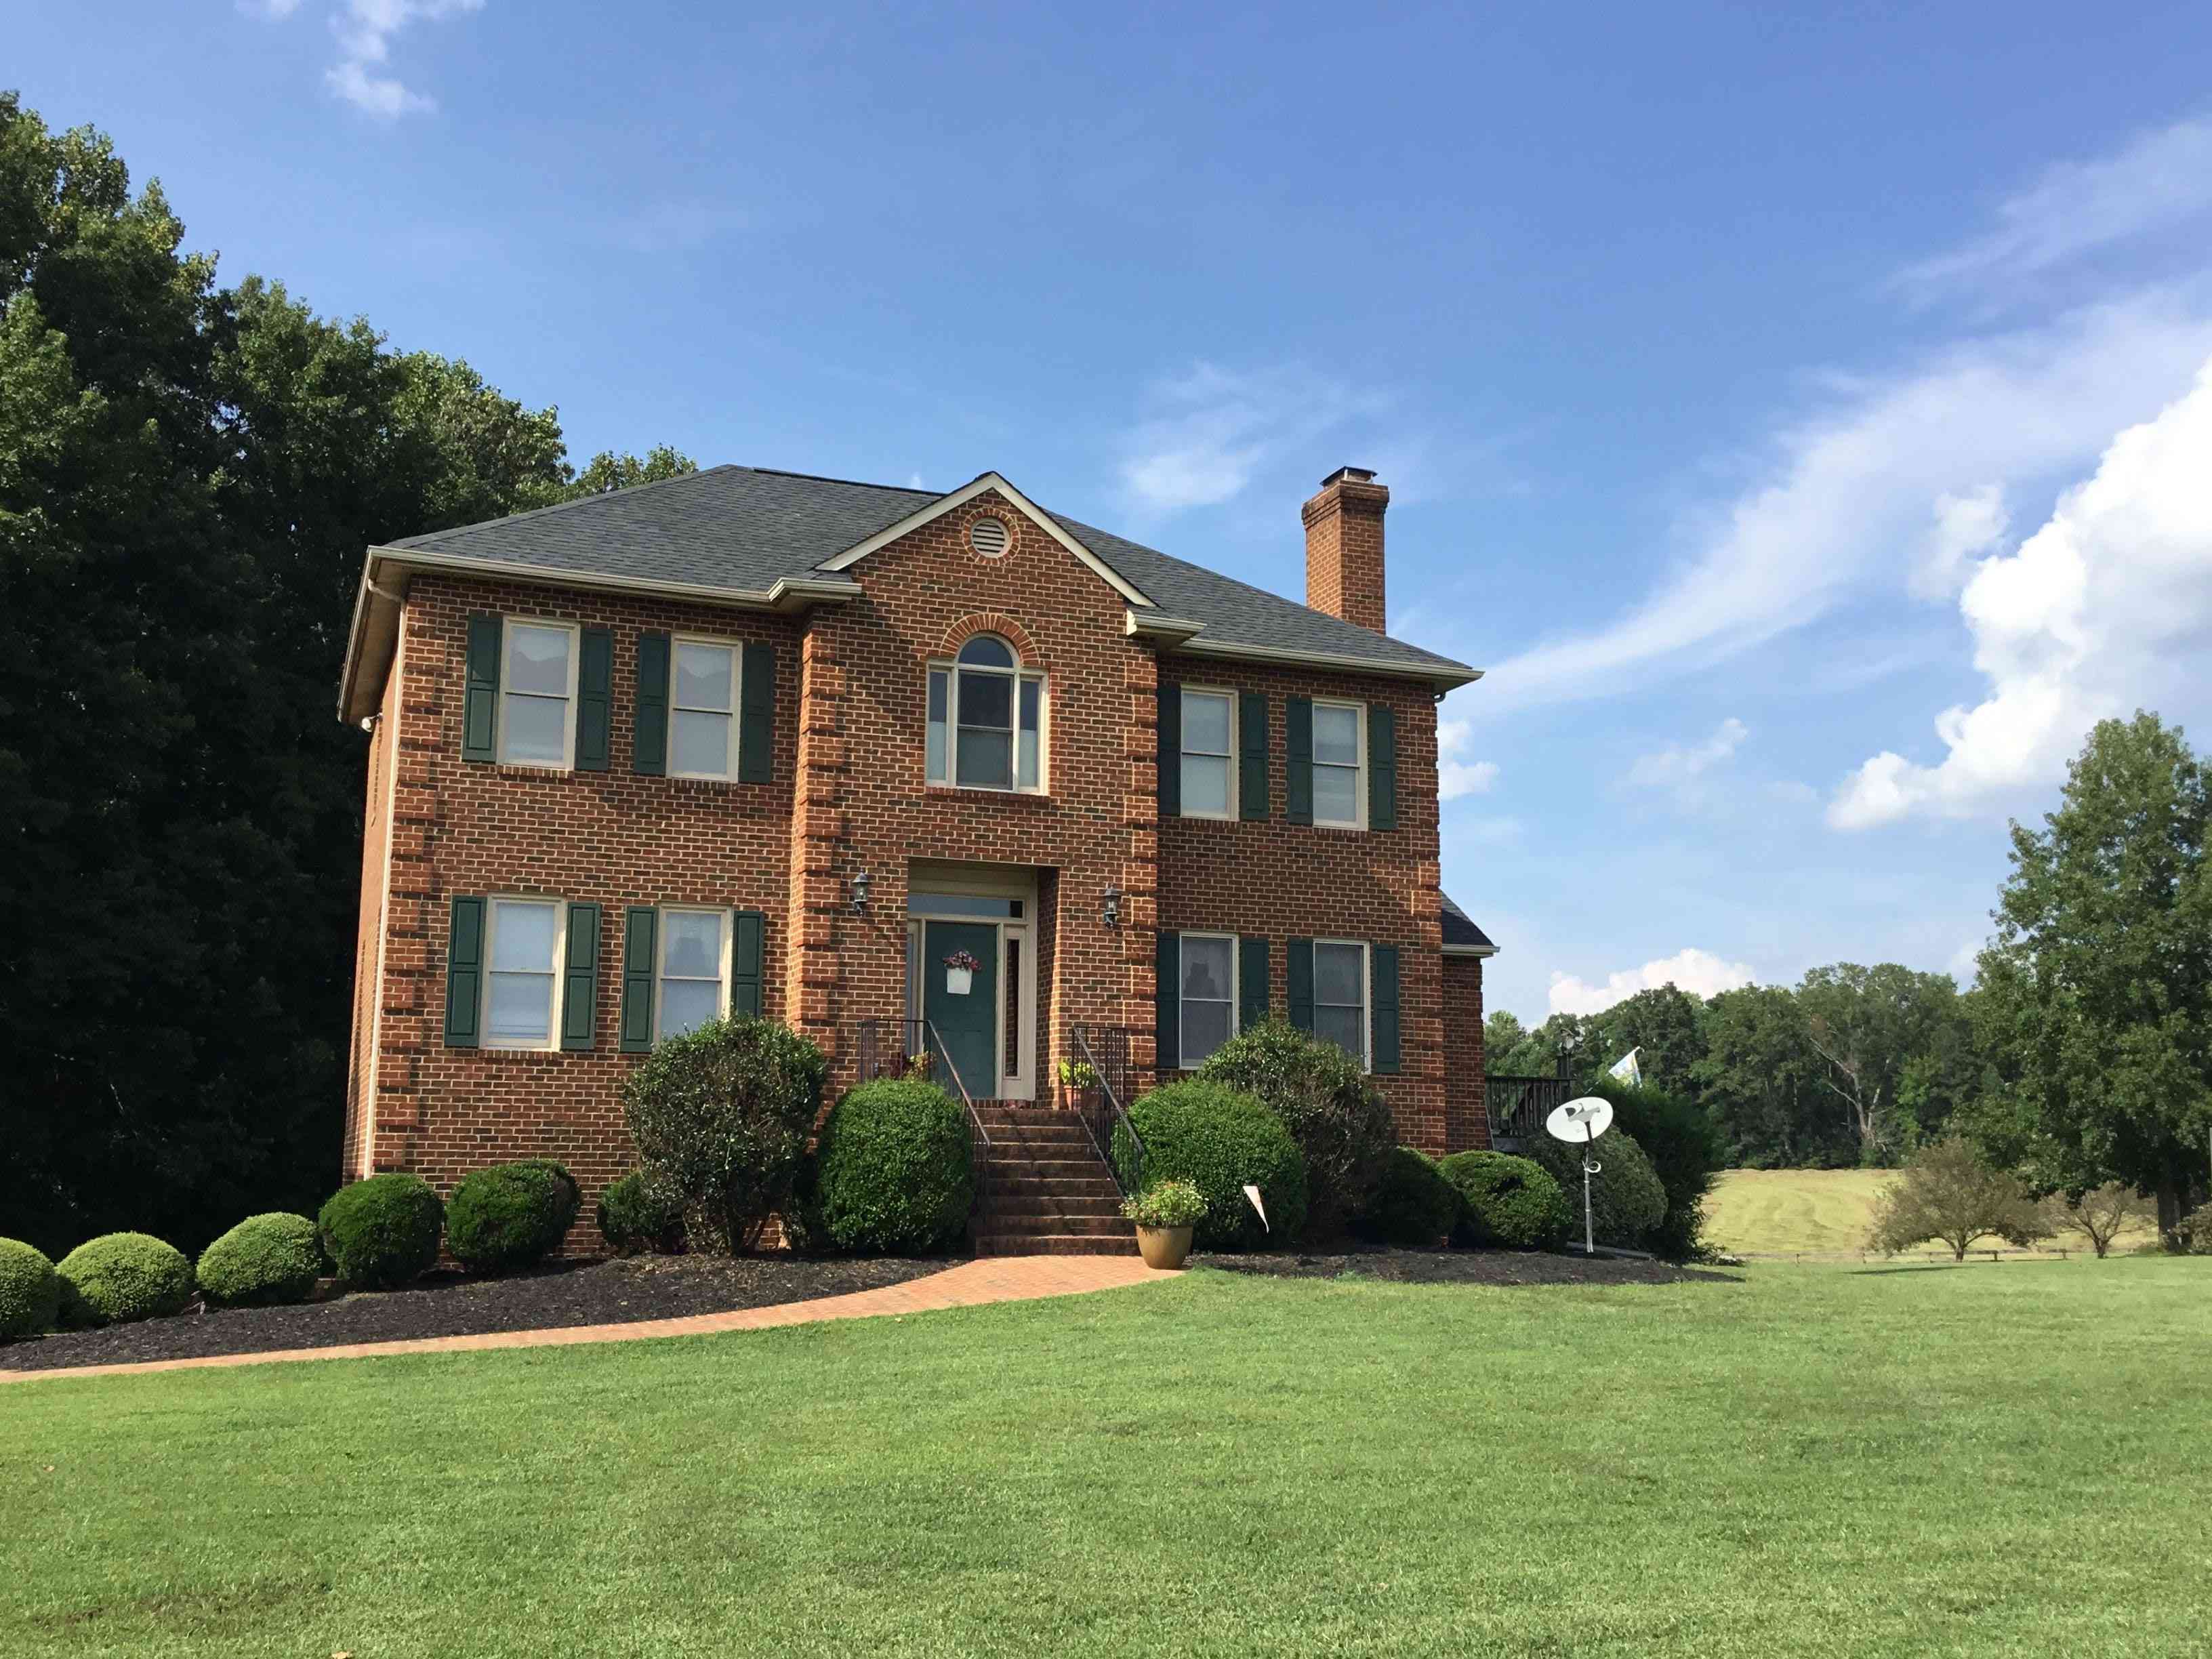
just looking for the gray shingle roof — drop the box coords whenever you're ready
[384,465,1476,681]
[1441,893,1498,954]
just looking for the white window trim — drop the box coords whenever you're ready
[1312,936,1372,1074]
[480,895,568,1052]
[1179,931,1240,1071]
[653,905,733,1042]
[1179,686,1237,822]
[668,634,745,781]
[495,617,581,771]
[926,644,1050,796]
[1311,697,1367,831]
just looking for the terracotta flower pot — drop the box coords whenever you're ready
[1135,1224,1193,1270]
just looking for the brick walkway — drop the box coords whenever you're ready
[0,1255,1177,1387]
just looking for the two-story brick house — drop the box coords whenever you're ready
[337,464,1496,1250]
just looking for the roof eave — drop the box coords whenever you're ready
[1441,942,1500,959]
[1164,630,1483,691]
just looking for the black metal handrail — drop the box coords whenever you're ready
[855,1017,994,1212]
[1484,1073,1574,1147]
[1071,1024,1145,1197]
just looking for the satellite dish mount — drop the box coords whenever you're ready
[1544,1096,1615,1256]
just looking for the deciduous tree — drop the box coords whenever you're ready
[1868,1137,2050,1261]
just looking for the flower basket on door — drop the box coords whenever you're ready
[941,949,981,997]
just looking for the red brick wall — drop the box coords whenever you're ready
[1301,472,1389,632]
[1441,955,1488,1153]
[341,640,403,1181]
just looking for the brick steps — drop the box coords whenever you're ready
[970,1104,1135,1258]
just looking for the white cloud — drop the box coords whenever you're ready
[321,0,484,117]
[1898,117,2212,295]
[1117,363,1387,514]
[1436,718,1498,801]
[1912,485,2009,600]
[1829,354,2212,828]
[1624,716,1747,797]
[240,0,305,17]
[1548,949,1755,1017]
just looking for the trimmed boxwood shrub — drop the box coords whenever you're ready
[319,1172,445,1288]
[1355,1146,1460,1246]
[0,1239,62,1338]
[1117,1079,1307,1250]
[1523,1128,1668,1250]
[196,1213,323,1307]
[1197,1017,1395,1238]
[795,1080,972,1254]
[55,1233,194,1328]
[447,1162,582,1273]
[1583,1078,1724,1261]
[1438,1151,1572,1250]
[598,1172,689,1255]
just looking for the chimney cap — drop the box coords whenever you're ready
[1320,466,1378,487]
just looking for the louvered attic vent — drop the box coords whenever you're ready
[968,516,1010,556]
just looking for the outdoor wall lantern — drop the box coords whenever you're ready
[850,867,872,912]
[1101,883,1122,929]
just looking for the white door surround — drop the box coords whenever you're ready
[905,861,1040,1102]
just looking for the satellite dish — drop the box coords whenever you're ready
[1545,1096,1614,1143]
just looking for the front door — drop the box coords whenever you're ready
[922,920,998,1101]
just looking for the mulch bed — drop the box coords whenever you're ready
[0,1254,951,1374]
[1197,1246,1738,1286]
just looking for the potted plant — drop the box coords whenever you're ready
[1122,1178,1206,1270]
[1055,1057,1099,1113]
[902,1051,935,1082]
[942,948,981,996]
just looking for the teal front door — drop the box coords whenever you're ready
[923,920,998,1100]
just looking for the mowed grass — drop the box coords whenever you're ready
[1704,1166,2163,1256]
[5,1261,2210,1658]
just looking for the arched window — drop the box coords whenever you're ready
[928,634,1045,792]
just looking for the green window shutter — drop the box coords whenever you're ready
[462,615,501,762]
[1158,683,1181,818]
[619,907,658,1052]
[1239,693,1269,821]
[737,644,776,784]
[1372,945,1401,1074]
[1368,703,1397,832]
[443,895,486,1047]
[1155,929,1180,1072]
[731,909,766,1016]
[576,627,613,772]
[1238,935,1270,1031]
[632,632,670,776]
[560,902,602,1050]
[1286,939,1315,1032]
[1286,697,1313,825]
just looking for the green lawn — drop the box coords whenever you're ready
[1705,1166,2160,1256]
[5,1260,2208,1658]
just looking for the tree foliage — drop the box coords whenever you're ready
[2041,1182,2150,1259]
[1868,1138,2049,1261]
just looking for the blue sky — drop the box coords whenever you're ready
[20,3,2212,1019]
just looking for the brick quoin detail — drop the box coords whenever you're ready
[343,485,1483,1247]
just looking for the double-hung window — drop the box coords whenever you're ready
[1179,690,1235,819]
[1179,933,1237,1069]
[671,639,739,779]
[1311,699,1364,828]
[928,635,1045,792]
[656,907,729,1039]
[1313,939,1369,1067]
[499,621,578,767]
[484,897,566,1049]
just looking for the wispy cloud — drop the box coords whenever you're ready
[605,201,751,255]
[1624,717,1747,802]
[1115,363,1390,515]
[1549,948,1755,1017]
[1436,718,1498,802]
[247,1,483,117]
[239,0,305,17]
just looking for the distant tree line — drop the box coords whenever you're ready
[0,95,695,1254]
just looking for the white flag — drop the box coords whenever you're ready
[1607,1047,1643,1087]
[1244,1183,1269,1231]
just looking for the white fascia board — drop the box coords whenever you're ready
[1169,632,1483,690]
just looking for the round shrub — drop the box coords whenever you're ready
[1587,1079,1723,1261]
[1523,1128,1668,1250]
[1197,1017,1395,1238]
[318,1172,445,1288]
[797,1080,973,1254]
[0,1239,62,1338]
[598,1172,688,1255]
[55,1233,194,1328]
[196,1213,323,1307]
[1117,1079,1307,1250]
[447,1162,582,1273]
[1438,1151,1572,1250]
[1355,1146,1460,1246]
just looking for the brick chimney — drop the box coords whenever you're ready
[1302,466,1389,632]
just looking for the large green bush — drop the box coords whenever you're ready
[1197,1017,1395,1238]
[621,1015,829,1252]
[794,1080,972,1254]
[597,1172,689,1255]
[318,1173,445,1288]
[55,1233,194,1327]
[1355,1146,1460,1246]
[196,1213,323,1307]
[447,1162,582,1273]
[0,1239,62,1338]
[1437,1151,1572,1250]
[1117,1079,1307,1250]
[1586,1079,1723,1261]
[1524,1128,1668,1250]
